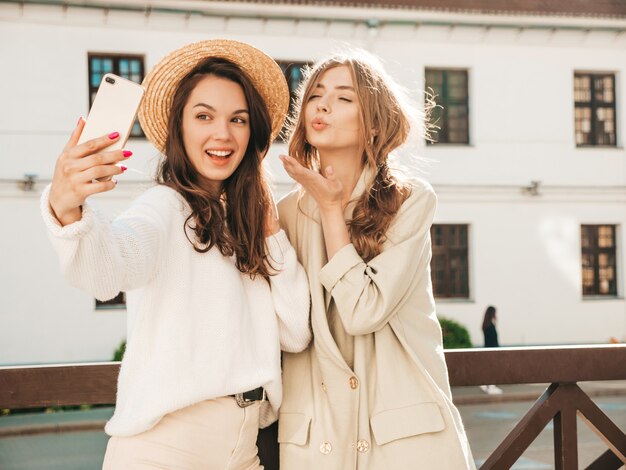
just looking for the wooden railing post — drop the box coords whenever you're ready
[553,383,578,470]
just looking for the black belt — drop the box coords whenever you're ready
[231,387,265,408]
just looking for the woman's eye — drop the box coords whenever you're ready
[232,117,247,125]
[196,114,211,121]
[339,97,353,103]
[308,94,321,101]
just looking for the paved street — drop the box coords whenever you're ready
[0,385,625,469]
[463,396,626,468]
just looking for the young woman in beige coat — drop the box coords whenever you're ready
[277,51,476,469]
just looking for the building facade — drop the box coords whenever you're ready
[1,0,625,364]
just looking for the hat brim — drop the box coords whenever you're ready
[138,39,290,154]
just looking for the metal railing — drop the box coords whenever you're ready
[1,345,625,469]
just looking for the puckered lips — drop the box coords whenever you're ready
[311,117,329,131]
[204,148,234,166]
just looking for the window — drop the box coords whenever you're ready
[581,225,618,296]
[430,224,469,298]
[425,69,469,144]
[96,292,126,310]
[276,61,309,141]
[88,53,145,137]
[574,73,617,146]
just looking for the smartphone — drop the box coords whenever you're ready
[78,73,144,180]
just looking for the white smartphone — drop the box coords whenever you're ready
[78,73,144,179]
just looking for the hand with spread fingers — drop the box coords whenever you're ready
[48,118,131,226]
[279,154,343,211]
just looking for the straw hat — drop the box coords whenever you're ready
[138,39,290,154]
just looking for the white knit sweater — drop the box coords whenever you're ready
[41,184,311,436]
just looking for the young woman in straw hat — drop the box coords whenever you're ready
[276,51,475,469]
[42,39,311,468]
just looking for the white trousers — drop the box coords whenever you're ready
[102,397,263,470]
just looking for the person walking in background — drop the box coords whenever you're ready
[277,49,475,470]
[42,39,311,469]
[480,305,503,395]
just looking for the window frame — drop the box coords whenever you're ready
[88,52,146,139]
[425,68,470,145]
[581,224,619,297]
[574,72,617,147]
[275,60,310,142]
[430,224,470,299]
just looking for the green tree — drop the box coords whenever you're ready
[439,317,472,349]
[113,340,126,362]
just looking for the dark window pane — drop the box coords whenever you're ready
[598,226,615,248]
[430,224,469,298]
[426,70,443,87]
[91,72,102,88]
[425,69,469,144]
[88,53,146,138]
[581,226,592,248]
[276,60,310,141]
[119,59,130,76]
[581,224,618,296]
[574,75,591,102]
[574,73,617,147]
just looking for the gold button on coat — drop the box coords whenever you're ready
[349,376,359,389]
[356,439,370,453]
[319,441,332,454]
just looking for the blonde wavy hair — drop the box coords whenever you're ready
[286,51,432,261]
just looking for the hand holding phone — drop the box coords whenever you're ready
[48,74,144,226]
[78,73,145,181]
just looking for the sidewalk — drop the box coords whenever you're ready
[1,381,625,438]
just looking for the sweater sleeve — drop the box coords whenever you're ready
[318,183,437,336]
[41,184,170,301]
[266,230,311,353]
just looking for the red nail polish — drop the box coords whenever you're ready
[122,150,133,158]
[108,132,120,140]
[120,165,127,173]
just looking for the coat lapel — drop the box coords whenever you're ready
[296,165,375,372]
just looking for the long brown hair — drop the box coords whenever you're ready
[287,52,429,261]
[157,58,274,278]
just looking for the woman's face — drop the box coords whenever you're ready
[304,65,361,155]
[181,75,250,192]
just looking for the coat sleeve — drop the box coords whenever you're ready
[318,183,437,336]
[41,184,170,301]
[266,230,312,353]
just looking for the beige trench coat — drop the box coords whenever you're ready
[277,168,475,470]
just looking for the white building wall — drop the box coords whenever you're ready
[435,189,626,346]
[1,2,625,364]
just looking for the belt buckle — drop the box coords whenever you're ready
[234,388,266,408]
[234,393,255,408]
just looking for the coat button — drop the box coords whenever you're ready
[349,376,359,389]
[319,441,332,454]
[356,439,370,453]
